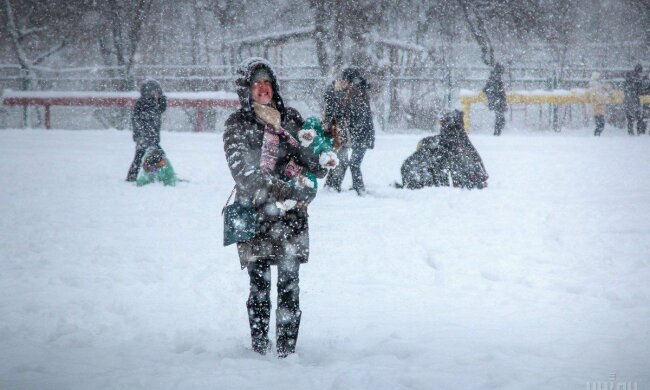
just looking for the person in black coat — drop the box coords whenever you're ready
[483,63,507,136]
[126,79,167,181]
[323,66,375,195]
[223,57,323,358]
[623,64,647,135]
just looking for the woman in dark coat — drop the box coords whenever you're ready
[126,79,167,181]
[223,57,324,357]
[324,66,375,195]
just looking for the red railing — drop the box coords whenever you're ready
[1,91,240,131]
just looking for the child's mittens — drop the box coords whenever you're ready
[297,174,316,189]
[297,129,316,147]
[319,150,339,169]
[275,199,298,212]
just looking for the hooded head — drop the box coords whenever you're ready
[143,146,166,173]
[634,64,643,74]
[235,57,285,117]
[341,66,369,91]
[439,110,465,138]
[140,79,162,99]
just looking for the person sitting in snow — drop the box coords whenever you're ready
[136,146,177,187]
[396,135,448,190]
[127,79,167,181]
[396,110,488,190]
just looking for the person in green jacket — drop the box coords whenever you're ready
[136,146,177,186]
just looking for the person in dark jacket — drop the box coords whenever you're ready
[483,63,507,136]
[624,64,647,135]
[126,79,167,181]
[396,135,448,189]
[223,57,325,358]
[439,110,488,189]
[323,66,375,195]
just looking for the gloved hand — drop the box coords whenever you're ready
[297,129,316,147]
[291,184,317,204]
[319,151,339,169]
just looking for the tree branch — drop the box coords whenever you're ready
[32,40,66,65]
[3,0,32,69]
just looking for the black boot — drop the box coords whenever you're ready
[247,262,272,355]
[276,308,301,358]
[276,260,301,357]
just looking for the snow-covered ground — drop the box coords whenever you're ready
[1,128,649,390]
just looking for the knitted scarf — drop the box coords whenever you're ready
[254,102,301,177]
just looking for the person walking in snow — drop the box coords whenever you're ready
[323,66,375,196]
[483,63,507,136]
[623,64,647,136]
[126,79,167,181]
[223,58,325,358]
[588,72,611,136]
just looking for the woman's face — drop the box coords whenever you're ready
[251,80,273,105]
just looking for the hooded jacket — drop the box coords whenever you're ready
[132,79,167,146]
[223,58,318,268]
[483,66,507,112]
[324,67,375,149]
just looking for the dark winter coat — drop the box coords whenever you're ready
[224,58,321,269]
[438,111,488,189]
[483,69,507,112]
[132,79,167,146]
[323,72,375,149]
[400,136,449,189]
[623,70,647,112]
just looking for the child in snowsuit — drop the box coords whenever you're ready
[136,146,177,186]
[291,116,339,189]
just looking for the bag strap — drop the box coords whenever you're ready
[221,186,237,216]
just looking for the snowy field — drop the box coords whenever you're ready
[1,127,649,389]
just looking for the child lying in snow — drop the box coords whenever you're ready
[136,146,177,187]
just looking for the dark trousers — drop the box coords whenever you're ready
[626,107,646,135]
[246,257,301,356]
[494,110,505,136]
[325,146,367,193]
[126,145,147,181]
[594,115,605,136]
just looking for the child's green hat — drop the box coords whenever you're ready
[303,116,323,133]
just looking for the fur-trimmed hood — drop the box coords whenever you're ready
[234,57,286,120]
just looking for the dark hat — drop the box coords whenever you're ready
[341,67,368,90]
[440,110,465,136]
[252,68,272,83]
[634,64,643,73]
[143,146,166,172]
[140,78,162,98]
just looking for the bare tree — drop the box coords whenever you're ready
[1,0,76,126]
[308,0,386,76]
[95,0,154,91]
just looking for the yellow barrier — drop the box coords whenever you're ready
[460,90,650,131]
